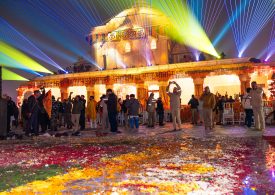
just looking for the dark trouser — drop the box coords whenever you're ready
[40,113,49,132]
[191,109,197,124]
[23,117,29,132]
[50,114,58,131]
[245,109,253,128]
[29,112,39,135]
[58,113,63,126]
[7,115,11,132]
[14,115,19,128]
[148,112,155,127]
[158,112,164,125]
[108,112,118,132]
[79,110,85,130]
[64,113,72,128]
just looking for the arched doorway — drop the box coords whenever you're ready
[45,88,61,99]
[169,78,194,105]
[204,74,240,96]
[113,84,137,100]
[68,86,87,102]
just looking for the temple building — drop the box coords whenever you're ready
[17,7,275,109]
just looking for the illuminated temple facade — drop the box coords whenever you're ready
[17,7,275,108]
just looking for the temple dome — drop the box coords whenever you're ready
[91,7,167,35]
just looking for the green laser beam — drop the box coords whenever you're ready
[151,0,219,57]
[0,41,52,73]
[2,68,29,81]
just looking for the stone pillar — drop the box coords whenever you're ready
[105,76,114,91]
[239,74,251,95]
[193,77,205,98]
[60,87,68,100]
[60,78,69,100]
[136,82,148,110]
[159,80,170,110]
[105,83,113,90]
[86,86,95,99]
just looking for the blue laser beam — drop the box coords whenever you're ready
[213,0,247,47]
[188,0,224,36]
[0,17,66,72]
[25,0,103,70]
[263,16,275,60]
[238,0,274,56]
[223,0,274,57]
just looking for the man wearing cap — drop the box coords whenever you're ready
[250,81,265,130]
[166,81,182,131]
[199,86,216,131]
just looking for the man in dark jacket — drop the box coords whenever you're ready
[21,99,29,132]
[50,96,59,131]
[156,97,164,126]
[127,94,140,130]
[122,95,130,127]
[106,89,120,133]
[7,96,16,132]
[63,99,72,129]
[146,93,157,128]
[27,88,45,136]
[188,95,199,124]
[216,96,226,125]
[57,98,64,127]
[79,95,86,130]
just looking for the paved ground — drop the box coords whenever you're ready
[0,123,274,194]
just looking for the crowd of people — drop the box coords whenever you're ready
[188,81,271,131]
[3,80,274,137]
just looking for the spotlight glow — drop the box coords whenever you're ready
[151,0,219,57]
[107,48,127,69]
[265,53,273,61]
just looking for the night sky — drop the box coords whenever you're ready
[0,0,274,100]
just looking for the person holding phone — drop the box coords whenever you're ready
[166,81,182,131]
